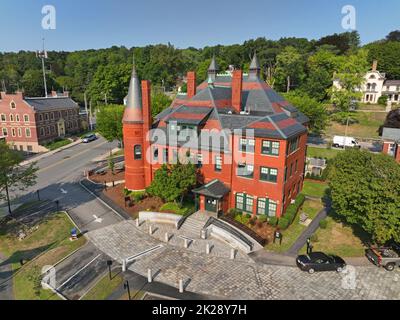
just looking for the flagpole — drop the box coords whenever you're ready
[41,38,48,98]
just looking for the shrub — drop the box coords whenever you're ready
[378,95,388,106]
[311,234,319,242]
[228,208,242,218]
[278,217,290,230]
[258,215,268,223]
[245,213,252,219]
[131,191,146,203]
[319,219,328,229]
[249,218,256,226]
[159,202,188,215]
[268,216,278,227]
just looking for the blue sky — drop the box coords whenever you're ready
[1,0,399,52]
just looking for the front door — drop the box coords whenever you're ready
[205,197,217,212]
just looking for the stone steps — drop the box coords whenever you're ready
[178,217,206,239]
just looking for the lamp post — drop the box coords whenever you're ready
[124,281,131,300]
[107,260,113,280]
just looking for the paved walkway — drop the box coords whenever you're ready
[87,220,400,300]
[286,202,330,256]
[0,252,14,300]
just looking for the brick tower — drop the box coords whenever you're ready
[123,60,146,191]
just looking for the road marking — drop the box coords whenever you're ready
[60,188,68,194]
[37,140,107,174]
[56,253,102,290]
[93,215,103,223]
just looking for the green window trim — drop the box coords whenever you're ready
[260,167,278,183]
[257,198,277,217]
[262,140,280,156]
[215,155,222,172]
[235,193,254,213]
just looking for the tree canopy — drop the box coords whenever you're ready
[146,162,197,203]
[328,149,400,244]
[95,104,125,142]
[0,141,38,213]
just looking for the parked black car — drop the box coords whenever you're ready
[296,252,346,274]
[82,134,97,143]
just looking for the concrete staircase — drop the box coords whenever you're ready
[178,211,212,238]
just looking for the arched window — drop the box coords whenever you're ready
[372,83,377,91]
[10,101,16,109]
[25,128,31,137]
[10,114,14,122]
[134,145,142,160]
[369,74,376,79]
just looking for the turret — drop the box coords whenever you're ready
[123,58,146,191]
[249,53,261,79]
[207,55,219,81]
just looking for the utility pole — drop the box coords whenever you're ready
[37,38,48,98]
[84,92,93,131]
[89,100,93,131]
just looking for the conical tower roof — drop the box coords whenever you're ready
[250,52,260,71]
[208,55,219,72]
[123,57,143,123]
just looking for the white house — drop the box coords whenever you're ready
[333,60,400,105]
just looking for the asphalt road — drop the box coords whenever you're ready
[11,137,117,202]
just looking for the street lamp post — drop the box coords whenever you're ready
[107,260,113,280]
[124,281,131,300]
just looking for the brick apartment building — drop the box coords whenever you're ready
[0,90,81,153]
[123,55,309,218]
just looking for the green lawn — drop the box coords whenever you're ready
[0,212,86,300]
[357,103,386,111]
[326,111,387,139]
[43,138,72,151]
[307,146,342,160]
[82,271,124,300]
[299,214,370,257]
[302,181,329,199]
[266,199,324,253]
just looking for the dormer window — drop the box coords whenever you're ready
[369,75,376,79]
[10,101,16,109]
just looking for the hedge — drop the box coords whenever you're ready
[278,194,306,229]
[278,217,290,230]
[268,216,278,227]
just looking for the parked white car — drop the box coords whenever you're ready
[332,136,360,149]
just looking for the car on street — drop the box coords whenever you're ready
[365,244,400,271]
[296,252,346,274]
[82,134,97,143]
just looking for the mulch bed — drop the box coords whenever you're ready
[250,223,275,244]
[102,184,164,219]
[90,169,125,184]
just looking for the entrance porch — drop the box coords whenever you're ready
[192,179,230,217]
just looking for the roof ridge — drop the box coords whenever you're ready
[267,115,287,139]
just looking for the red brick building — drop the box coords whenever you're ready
[382,127,400,163]
[123,55,309,218]
[0,90,81,153]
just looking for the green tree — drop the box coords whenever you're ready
[283,91,328,134]
[87,63,132,105]
[329,49,369,111]
[328,149,400,244]
[301,48,339,101]
[151,91,172,118]
[386,30,400,42]
[366,41,400,79]
[21,69,59,97]
[274,46,306,92]
[0,141,38,214]
[96,104,124,142]
[146,162,197,203]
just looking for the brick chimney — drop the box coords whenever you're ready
[232,70,243,113]
[141,80,152,130]
[187,71,196,99]
[141,80,152,188]
[372,60,378,71]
